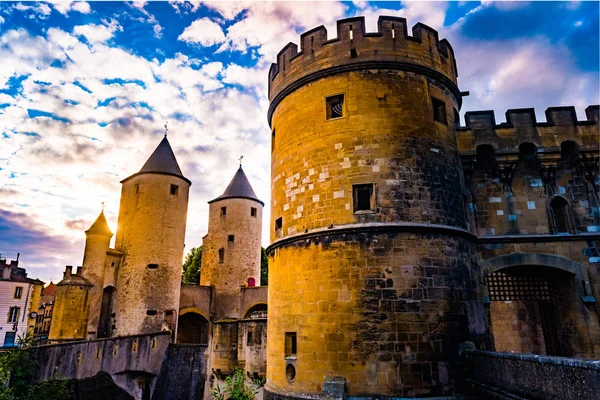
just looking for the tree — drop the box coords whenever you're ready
[260,247,268,286]
[182,246,202,284]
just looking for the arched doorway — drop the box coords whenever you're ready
[486,266,571,356]
[176,312,209,344]
[98,286,116,339]
[244,303,267,319]
[482,253,594,357]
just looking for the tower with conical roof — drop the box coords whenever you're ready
[200,166,264,320]
[113,135,191,336]
[80,209,113,338]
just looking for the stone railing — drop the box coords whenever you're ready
[464,350,600,400]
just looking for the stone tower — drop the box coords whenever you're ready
[266,17,482,398]
[80,209,113,338]
[48,266,92,342]
[200,166,264,320]
[113,135,190,336]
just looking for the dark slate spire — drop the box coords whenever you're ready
[209,166,264,205]
[121,136,191,184]
[86,210,113,236]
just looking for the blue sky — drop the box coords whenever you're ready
[0,1,598,282]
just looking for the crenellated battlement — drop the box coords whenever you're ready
[268,16,459,124]
[458,105,599,153]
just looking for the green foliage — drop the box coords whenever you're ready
[210,368,264,400]
[260,247,268,286]
[27,380,70,400]
[0,331,38,400]
[182,246,202,284]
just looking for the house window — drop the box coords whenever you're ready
[432,97,447,125]
[550,197,574,234]
[247,331,253,346]
[8,307,19,323]
[251,207,257,218]
[221,207,227,216]
[326,94,344,119]
[218,248,225,264]
[228,235,235,243]
[285,332,297,356]
[170,184,179,196]
[14,287,23,299]
[275,217,282,231]
[353,184,375,212]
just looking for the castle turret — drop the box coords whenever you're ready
[200,166,264,320]
[80,209,113,339]
[48,266,93,343]
[113,135,190,336]
[266,16,482,398]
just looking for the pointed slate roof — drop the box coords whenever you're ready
[121,136,191,184]
[85,210,113,236]
[209,167,264,205]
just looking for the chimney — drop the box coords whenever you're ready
[2,265,12,280]
[76,266,83,275]
[64,266,73,279]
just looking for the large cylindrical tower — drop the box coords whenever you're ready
[80,210,112,338]
[266,17,482,398]
[114,136,190,336]
[200,166,264,320]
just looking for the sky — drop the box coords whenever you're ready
[0,0,598,283]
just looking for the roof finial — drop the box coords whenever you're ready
[164,121,168,137]
[238,155,243,168]
[101,202,104,212]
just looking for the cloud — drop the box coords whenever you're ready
[49,1,91,16]
[73,19,122,44]
[13,2,52,18]
[178,17,226,46]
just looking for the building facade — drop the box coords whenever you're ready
[0,256,43,348]
[34,281,56,345]
[265,16,599,399]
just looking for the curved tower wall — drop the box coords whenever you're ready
[81,230,111,338]
[114,173,190,336]
[200,197,263,320]
[266,17,481,397]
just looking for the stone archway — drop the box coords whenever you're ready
[481,253,595,357]
[176,312,209,344]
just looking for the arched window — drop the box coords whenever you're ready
[549,197,574,234]
[560,141,579,163]
[519,142,537,162]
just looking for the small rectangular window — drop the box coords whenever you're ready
[353,184,375,212]
[251,207,257,218]
[271,129,275,153]
[8,307,19,323]
[285,332,297,356]
[218,248,225,264]
[96,347,101,359]
[146,310,157,317]
[432,97,447,124]
[247,331,253,346]
[135,184,139,194]
[132,340,138,352]
[228,235,235,243]
[275,217,282,231]
[76,351,82,365]
[147,263,158,269]
[326,94,344,119]
[221,207,227,216]
[170,184,179,195]
[112,345,118,357]
[14,287,22,299]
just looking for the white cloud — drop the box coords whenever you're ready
[222,63,268,93]
[50,1,91,16]
[178,17,226,46]
[73,19,122,43]
[0,16,4,24]
[14,2,52,18]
